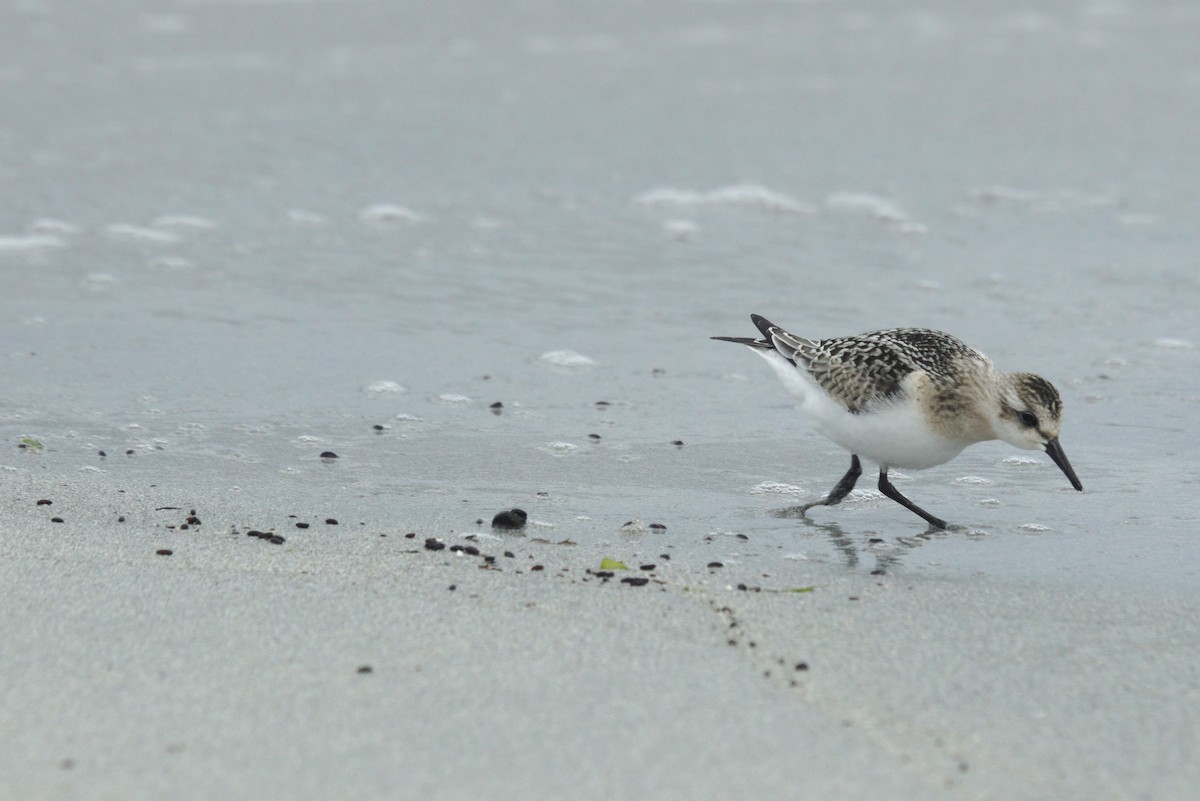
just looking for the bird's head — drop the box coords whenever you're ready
[993,372,1082,491]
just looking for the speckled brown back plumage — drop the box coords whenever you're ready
[745,315,989,414]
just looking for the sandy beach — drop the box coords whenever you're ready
[3,1,1199,798]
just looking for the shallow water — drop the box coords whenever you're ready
[2,0,1199,592]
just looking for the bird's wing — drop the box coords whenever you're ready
[756,317,980,414]
[715,315,981,413]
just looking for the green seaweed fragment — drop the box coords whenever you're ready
[20,437,43,452]
[599,558,629,571]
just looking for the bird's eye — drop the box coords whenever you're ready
[1018,411,1038,428]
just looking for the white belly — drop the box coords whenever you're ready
[813,401,967,469]
[755,349,968,470]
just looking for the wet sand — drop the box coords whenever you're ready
[3,1,1199,798]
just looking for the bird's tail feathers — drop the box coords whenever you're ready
[710,335,772,349]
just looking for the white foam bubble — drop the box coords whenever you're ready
[104,224,180,244]
[1002,456,1041,466]
[634,184,814,214]
[662,218,700,238]
[152,214,217,229]
[749,481,806,496]
[953,476,994,486]
[845,488,885,503]
[1152,337,1192,349]
[825,192,912,224]
[1018,523,1052,533]
[437,393,471,403]
[538,350,598,369]
[360,204,425,224]
[363,380,408,394]
[969,185,1041,203]
[0,234,65,252]
[147,256,194,271]
[540,441,579,456]
[29,218,81,235]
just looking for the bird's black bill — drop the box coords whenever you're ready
[1044,437,1083,491]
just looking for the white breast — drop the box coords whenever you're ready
[753,349,968,470]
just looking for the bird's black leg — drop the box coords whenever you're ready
[800,454,862,515]
[877,467,948,530]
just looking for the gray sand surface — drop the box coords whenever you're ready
[3,1,1199,799]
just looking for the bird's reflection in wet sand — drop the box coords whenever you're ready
[772,506,949,574]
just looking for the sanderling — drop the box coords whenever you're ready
[713,314,1082,529]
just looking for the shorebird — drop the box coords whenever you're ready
[713,314,1082,529]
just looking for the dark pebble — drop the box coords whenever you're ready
[483,555,496,564]
[639,564,656,571]
[448,585,457,591]
[595,400,610,407]
[325,518,338,525]
[707,561,723,568]
[186,516,200,525]
[621,577,650,587]
[649,522,666,531]
[405,532,416,539]
[180,524,189,530]
[489,401,503,409]
[36,499,52,506]
[156,549,173,556]
[795,662,809,671]
[320,451,338,459]
[424,538,446,551]
[531,565,544,572]
[671,440,684,446]
[588,433,601,441]
[98,450,106,457]
[50,517,63,523]
[357,665,373,674]
[737,583,748,591]
[295,522,309,529]
[372,424,385,431]
[595,571,614,579]
[736,534,749,540]
[118,516,126,522]
[491,508,527,529]
[659,553,670,560]
[503,551,515,558]
[126,449,134,455]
